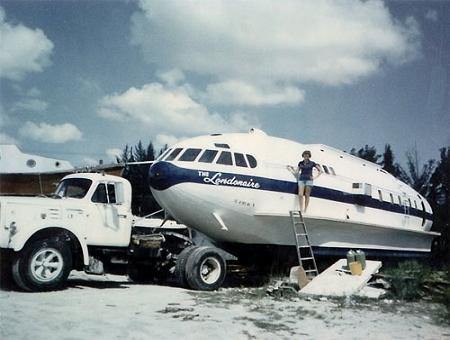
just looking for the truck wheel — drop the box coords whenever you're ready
[174,245,198,287]
[12,237,72,292]
[185,247,226,291]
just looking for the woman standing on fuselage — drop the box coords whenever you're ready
[287,151,322,212]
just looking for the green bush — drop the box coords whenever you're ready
[384,261,430,301]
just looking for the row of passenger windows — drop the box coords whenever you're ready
[376,189,421,210]
[159,147,258,168]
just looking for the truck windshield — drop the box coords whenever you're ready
[55,178,92,199]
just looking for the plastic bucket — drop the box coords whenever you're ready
[349,261,363,276]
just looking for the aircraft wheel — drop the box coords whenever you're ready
[185,246,226,291]
[174,245,198,287]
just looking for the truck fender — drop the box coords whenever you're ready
[13,226,90,266]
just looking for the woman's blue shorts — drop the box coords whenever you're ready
[298,180,313,187]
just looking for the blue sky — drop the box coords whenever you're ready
[0,0,448,167]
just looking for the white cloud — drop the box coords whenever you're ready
[425,9,438,22]
[81,157,99,166]
[157,69,185,87]
[12,98,48,113]
[77,77,102,93]
[155,134,183,148]
[26,87,41,97]
[131,0,421,86]
[0,6,54,80]
[106,148,122,160]
[204,80,304,106]
[0,132,19,145]
[19,121,83,143]
[97,83,257,136]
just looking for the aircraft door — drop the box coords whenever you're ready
[401,195,410,227]
[89,182,132,246]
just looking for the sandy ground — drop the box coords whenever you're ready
[0,272,449,340]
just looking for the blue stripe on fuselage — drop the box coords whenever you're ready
[149,162,433,221]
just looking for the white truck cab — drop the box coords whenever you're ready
[0,172,226,292]
[0,173,134,291]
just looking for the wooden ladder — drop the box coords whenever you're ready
[290,210,319,278]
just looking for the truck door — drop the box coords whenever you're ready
[89,182,132,246]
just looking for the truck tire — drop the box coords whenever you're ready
[185,246,226,291]
[12,237,73,292]
[174,245,198,287]
[0,250,15,290]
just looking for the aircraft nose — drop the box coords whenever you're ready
[148,161,171,190]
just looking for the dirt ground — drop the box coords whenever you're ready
[0,272,449,340]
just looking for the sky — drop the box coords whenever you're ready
[0,0,449,167]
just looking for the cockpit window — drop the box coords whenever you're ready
[246,154,257,168]
[55,178,92,199]
[165,148,183,161]
[234,153,248,167]
[198,149,218,163]
[217,151,233,165]
[158,148,172,161]
[179,148,202,162]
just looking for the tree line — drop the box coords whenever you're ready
[118,141,449,264]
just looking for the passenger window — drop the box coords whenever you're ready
[179,148,202,162]
[165,148,183,161]
[414,200,418,209]
[378,190,383,202]
[408,198,412,207]
[234,153,248,167]
[107,184,116,204]
[329,166,336,175]
[398,195,402,205]
[217,151,233,165]
[323,165,330,174]
[246,154,257,168]
[390,193,394,204]
[92,184,108,203]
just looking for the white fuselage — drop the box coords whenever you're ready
[149,129,437,254]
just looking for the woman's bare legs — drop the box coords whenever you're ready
[304,186,312,212]
[298,183,305,212]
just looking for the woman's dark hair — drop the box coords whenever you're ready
[302,150,311,157]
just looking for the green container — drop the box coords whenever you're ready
[346,250,356,269]
[355,250,366,270]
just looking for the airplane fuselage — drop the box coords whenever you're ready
[149,129,437,255]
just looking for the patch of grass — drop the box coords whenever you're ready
[383,261,430,300]
[239,316,294,334]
